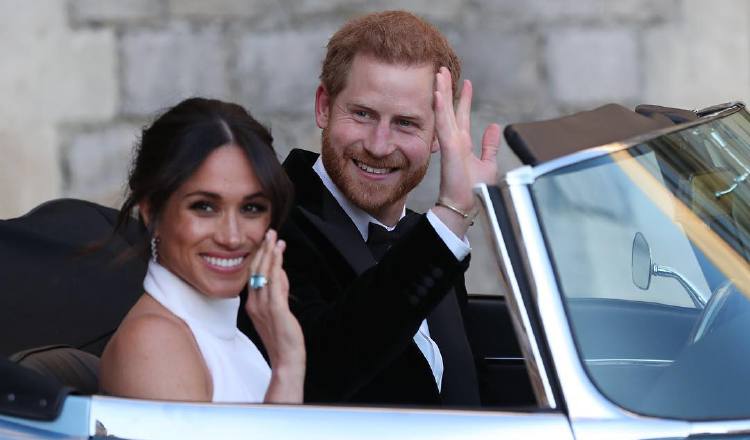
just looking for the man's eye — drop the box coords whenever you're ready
[354,110,369,118]
[396,119,413,128]
[189,201,215,212]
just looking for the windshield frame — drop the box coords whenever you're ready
[498,102,750,429]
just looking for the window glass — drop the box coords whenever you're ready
[532,109,750,420]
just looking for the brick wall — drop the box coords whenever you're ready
[2,0,749,292]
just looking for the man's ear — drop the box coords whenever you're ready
[430,136,440,153]
[315,84,331,129]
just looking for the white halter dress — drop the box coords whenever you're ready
[143,261,271,402]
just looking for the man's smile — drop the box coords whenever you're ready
[353,159,397,175]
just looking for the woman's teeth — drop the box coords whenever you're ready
[203,256,243,268]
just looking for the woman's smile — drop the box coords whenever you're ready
[200,253,249,272]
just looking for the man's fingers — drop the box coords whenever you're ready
[434,68,459,154]
[480,123,501,163]
[456,80,472,131]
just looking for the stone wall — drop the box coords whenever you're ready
[2,0,749,292]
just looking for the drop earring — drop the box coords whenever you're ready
[151,236,161,262]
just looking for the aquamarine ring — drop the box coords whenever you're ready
[249,274,268,290]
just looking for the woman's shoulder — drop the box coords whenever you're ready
[100,295,212,401]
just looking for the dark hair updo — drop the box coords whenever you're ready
[116,97,293,258]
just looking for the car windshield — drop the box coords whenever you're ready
[531,106,750,420]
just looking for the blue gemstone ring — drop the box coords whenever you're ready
[249,274,268,290]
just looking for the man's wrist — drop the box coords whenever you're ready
[431,205,471,239]
[435,198,476,226]
[426,209,471,260]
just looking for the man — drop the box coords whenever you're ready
[242,10,500,406]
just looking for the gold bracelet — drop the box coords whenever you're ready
[435,199,476,225]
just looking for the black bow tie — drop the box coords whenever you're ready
[366,222,405,262]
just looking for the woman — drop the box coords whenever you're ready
[99,98,304,403]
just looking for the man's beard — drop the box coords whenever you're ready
[320,127,429,216]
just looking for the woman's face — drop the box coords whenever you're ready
[153,144,271,298]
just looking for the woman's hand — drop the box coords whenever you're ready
[245,229,306,403]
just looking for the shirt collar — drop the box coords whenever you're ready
[313,156,405,241]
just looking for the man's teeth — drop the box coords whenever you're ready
[355,160,390,174]
[203,256,243,268]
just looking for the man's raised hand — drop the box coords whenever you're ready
[433,66,501,236]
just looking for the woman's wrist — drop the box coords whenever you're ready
[265,362,305,404]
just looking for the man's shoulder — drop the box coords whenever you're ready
[282,148,319,175]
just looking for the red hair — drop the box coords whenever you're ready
[320,10,461,101]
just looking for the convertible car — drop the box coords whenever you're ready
[2,102,750,439]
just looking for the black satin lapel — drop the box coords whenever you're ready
[285,149,376,275]
[426,292,459,351]
[299,197,376,276]
[427,289,481,405]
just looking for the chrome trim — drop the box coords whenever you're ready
[484,357,525,362]
[0,395,91,437]
[504,103,745,183]
[652,264,706,308]
[501,180,694,438]
[475,184,557,408]
[503,180,623,418]
[695,101,744,117]
[691,420,750,436]
[584,359,673,367]
[88,395,574,440]
[504,165,535,187]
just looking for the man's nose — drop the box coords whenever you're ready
[215,212,242,248]
[363,120,396,157]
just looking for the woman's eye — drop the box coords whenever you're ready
[242,203,269,214]
[189,201,215,213]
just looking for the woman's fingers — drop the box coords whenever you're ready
[268,239,288,303]
[246,229,276,315]
[244,232,303,373]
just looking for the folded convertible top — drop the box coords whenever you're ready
[504,103,698,166]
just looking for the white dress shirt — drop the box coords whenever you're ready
[312,158,471,392]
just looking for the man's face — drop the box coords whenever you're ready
[316,54,438,224]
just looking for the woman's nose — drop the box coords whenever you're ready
[215,213,242,248]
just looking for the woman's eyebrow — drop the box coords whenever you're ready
[183,190,268,200]
[184,190,220,199]
[243,192,269,200]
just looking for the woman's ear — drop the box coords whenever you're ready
[138,201,153,230]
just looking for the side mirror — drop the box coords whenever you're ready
[632,232,652,290]
[630,232,706,308]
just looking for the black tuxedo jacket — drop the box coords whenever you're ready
[239,149,479,406]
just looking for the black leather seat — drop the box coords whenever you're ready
[11,345,100,395]
[0,199,147,358]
